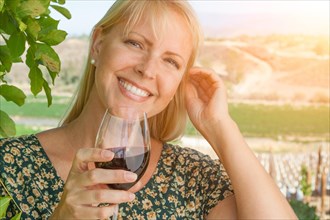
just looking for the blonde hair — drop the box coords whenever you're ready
[61,0,203,142]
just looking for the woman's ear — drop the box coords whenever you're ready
[91,27,103,63]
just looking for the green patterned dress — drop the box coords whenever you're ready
[0,135,234,219]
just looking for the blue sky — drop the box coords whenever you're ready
[52,0,329,37]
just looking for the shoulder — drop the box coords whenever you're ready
[161,143,224,177]
[163,142,215,164]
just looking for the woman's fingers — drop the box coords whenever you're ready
[187,67,225,102]
[77,169,138,187]
[71,148,114,173]
[58,204,118,220]
[73,189,135,205]
[189,68,223,92]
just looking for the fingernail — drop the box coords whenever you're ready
[102,150,113,158]
[124,172,137,182]
[129,193,135,201]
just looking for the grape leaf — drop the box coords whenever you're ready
[0,0,4,12]
[0,46,12,72]
[7,31,26,58]
[43,80,52,106]
[26,17,41,40]
[16,0,50,18]
[0,84,26,106]
[35,43,60,73]
[50,4,71,19]
[11,211,22,220]
[29,66,44,96]
[0,111,16,137]
[38,29,67,46]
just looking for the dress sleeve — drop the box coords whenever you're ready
[0,139,21,218]
[200,156,234,216]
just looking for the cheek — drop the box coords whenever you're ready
[93,69,115,108]
[158,74,182,101]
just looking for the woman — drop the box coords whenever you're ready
[0,1,297,219]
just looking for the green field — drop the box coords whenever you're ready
[1,96,329,140]
[1,95,71,118]
[229,103,329,140]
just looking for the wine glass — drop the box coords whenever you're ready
[94,107,151,218]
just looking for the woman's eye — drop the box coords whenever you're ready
[125,40,142,49]
[165,58,180,69]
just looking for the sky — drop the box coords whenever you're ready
[51,0,330,37]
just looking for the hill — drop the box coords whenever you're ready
[198,35,329,104]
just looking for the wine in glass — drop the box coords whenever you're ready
[95,107,151,190]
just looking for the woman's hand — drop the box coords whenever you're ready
[185,67,230,134]
[50,148,136,220]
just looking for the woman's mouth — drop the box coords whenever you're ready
[119,78,151,98]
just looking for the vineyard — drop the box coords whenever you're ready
[182,136,330,219]
[259,147,329,219]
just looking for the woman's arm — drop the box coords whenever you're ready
[185,67,297,219]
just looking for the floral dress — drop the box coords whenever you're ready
[0,135,234,219]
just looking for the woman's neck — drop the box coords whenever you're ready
[63,87,106,150]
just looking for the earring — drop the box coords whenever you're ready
[90,59,95,65]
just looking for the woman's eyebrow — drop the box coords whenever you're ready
[129,31,185,63]
[164,51,185,64]
[129,31,152,46]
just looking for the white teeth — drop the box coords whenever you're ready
[119,79,150,97]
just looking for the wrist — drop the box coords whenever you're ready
[204,114,235,133]
[199,115,236,143]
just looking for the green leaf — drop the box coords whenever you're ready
[35,43,60,73]
[38,29,67,46]
[11,57,23,63]
[5,0,20,12]
[0,12,16,35]
[43,80,52,106]
[0,0,4,12]
[50,5,71,19]
[37,16,59,36]
[51,0,66,4]
[0,68,5,78]
[7,31,26,58]
[0,84,26,106]
[26,17,41,40]
[37,16,68,46]
[0,46,12,72]
[11,211,22,220]
[16,0,50,18]
[58,0,66,5]
[47,69,58,84]
[17,17,27,32]
[26,45,36,68]
[0,110,16,137]
[29,66,44,96]
[0,196,11,217]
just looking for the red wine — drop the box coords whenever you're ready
[95,147,150,190]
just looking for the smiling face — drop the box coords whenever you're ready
[91,9,193,117]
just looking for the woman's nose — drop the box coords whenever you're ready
[134,56,157,79]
